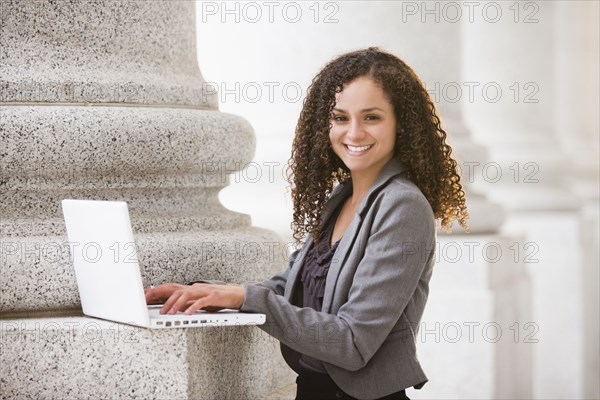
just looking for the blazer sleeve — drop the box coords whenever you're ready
[251,248,299,296]
[240,191,436,371]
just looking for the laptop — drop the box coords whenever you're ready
[61,199,266,329]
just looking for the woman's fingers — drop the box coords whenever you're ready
[145,288,167,305]
[154,283,245,314]
[183,296,226,314]
[145,283,186,305]
[145,287,162,304]
[184,298,209,315]
[161,284,209,314]
[160,289,186,314]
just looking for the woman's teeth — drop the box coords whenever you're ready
[346,144,373,153]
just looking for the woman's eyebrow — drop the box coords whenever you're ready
[332,107,385,113]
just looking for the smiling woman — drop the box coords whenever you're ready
[289,48,469,248]
[329,77,397,193]
[145,47,469,400]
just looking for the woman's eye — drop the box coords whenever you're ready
[332,115,347,122]
[365,115,380,121]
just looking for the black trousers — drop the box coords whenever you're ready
[295,367,411,400]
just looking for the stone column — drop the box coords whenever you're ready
[462,1,580,212]
[555,2,600,399]
[414,21,506,234]
[464,2,588,398]
[0,0,292,398]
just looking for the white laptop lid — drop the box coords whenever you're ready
[61,199,150,327]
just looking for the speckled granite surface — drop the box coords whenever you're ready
[0,106,255,237]
[0,316,295,399]
[0,107,254,192]
[0,0,217,108]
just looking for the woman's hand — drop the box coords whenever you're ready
[145,283,246,315]
[144,283,187,305]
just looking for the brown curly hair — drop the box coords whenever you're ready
[287,47,469,245]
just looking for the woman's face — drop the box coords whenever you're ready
[329,76,397,180]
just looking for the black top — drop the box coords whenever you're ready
[298,198,345,373]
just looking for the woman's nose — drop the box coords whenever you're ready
[346,120,366,141]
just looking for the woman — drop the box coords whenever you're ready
[145,47,469,400]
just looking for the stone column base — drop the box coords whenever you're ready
[1,315,295,399]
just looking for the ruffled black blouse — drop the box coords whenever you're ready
[299,219,340,312]
[298,199,345,372]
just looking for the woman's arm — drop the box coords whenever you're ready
[144,249,300,309]
[149,192,435,371]
[241,191,436,371]
[252,248,299,296]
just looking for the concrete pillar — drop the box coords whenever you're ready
[464,2,590,398]
[399,12,506,234]
[0,0,292,397]
[462,1,580,212]
[555,2,600,399]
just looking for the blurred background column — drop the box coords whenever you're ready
[463,1,580,211]
[463,1,595,398]
[555,2,600,399]
[395,7,529,400]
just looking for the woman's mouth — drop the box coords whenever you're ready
[344,144,374,154]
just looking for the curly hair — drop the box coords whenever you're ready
[287,47,469,245]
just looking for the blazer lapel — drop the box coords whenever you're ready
[321,212,363,312]
[320,182,353,227]
[284,182,352,302]
[321,158,406,312]
[285,157,406,308]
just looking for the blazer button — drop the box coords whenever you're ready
[335,390,343,398]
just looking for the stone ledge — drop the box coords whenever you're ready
[0,315,295,399]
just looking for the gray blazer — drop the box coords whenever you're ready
[241,157,437,400]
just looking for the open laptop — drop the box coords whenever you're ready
[61,199,265,329]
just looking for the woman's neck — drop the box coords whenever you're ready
[348,169,380,206]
